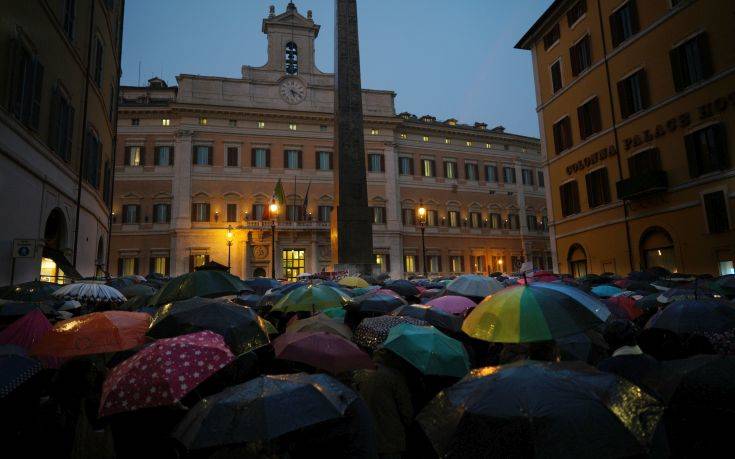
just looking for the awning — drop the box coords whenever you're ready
[42,246,81,279]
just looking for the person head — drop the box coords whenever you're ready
[603,320,639,351]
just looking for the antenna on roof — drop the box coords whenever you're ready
[137,60,141,87]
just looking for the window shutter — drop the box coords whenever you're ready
[189,255,194,272]
[207,146,213,165]
[697,32,713,79]
[314,151,320,169]
[409,158,415,175]
[48,86,60,151]
[170,147,175,165]
[617,79,629,119]
[638,69,650,109]
[149,257,155,275]
[166,204,171,223]
[204,254,210,264]
[153,146,160,165]
[165,257,170,276]
[329,152,333,170]
[585,173,594,207]
[251,148,257,166]
[29,58,44,129]
[191,203,196,221]
[713,124,728,169]
[117,257,123,276]
[380,154,385,172]
[133,257,139,275]
[135,205,141,223]
[591,98,601,133]
[205,203,211,221]
[266,149,271,167]
[124,146,131,165]
[669,47,684,92]
[298,151,303,169]
[192,146,197,164]
[139,147,145,166]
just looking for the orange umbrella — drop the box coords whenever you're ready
[31,311,151,358]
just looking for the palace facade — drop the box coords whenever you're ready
[111,3,549,280]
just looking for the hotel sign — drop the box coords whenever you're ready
[565,145,617,175]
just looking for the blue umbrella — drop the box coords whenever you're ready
[0,351,42,398]
[243,278,281,296]
[591,284,623,299]
[532,282,611,322]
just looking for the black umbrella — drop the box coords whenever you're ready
[625,281,659,294]
[242,278,281,296]
[0,350,43,398]
[417,361,665,458]
[391,304,464,333]
[556,328,609,364]
[234,293,262,309]
[636,293,663,313]
[172,373,358,449]
[0,281,60,302]
[351,294,406,315]
[646,298,735,335]
[383,280,419,298]
[0,301,58,318]
[148,297,270,355]
[194,260,230,271]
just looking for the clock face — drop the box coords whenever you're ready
[279,79,306,104]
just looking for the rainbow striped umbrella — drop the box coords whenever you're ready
[462,284,609,343]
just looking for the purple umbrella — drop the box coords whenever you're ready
[426,295,476,316]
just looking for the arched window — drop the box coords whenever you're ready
[567,243,588,278]
[285,42,298,75]
[640,227,677,273]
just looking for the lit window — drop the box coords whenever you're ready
[40,257,65,284]
[404,255,416,273]
[371,129,379,135]
[445,138,451,144]
[375,254,388,273]
[152,257,167,275]
[466,141,473,147]
[258,121,265,128]
[289,123,297,131]
[161,118,170,126]
[486,143,492,149]
[400,133,407,139]
[199,117,207,126]
[121,258,136,276]
[422,136,429,142]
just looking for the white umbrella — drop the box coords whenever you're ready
[445,275,503,299]
[52,282,126,305]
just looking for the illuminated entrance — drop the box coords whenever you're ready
[282,249,305,281]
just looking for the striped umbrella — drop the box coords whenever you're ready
[462,284,609,343]
[53,282,126,306]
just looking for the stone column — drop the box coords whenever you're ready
[310,233,319,273]
[242,231,251,278]
[172,130,193,228]
[383,142,401,232]
[514,161,530,262]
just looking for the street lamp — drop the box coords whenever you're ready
[269,200,279,279]
[417,201,427,277]
[226,225,234,272]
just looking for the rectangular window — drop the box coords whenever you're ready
[444,161,457,179]
[49,88,75,161]
[670,33,712,91]
[193,146,212,165]
[191,254,207,272]
[370,129,379,135]
[130,118,139,126]
[318,205,331,222]
[428,255,441,273]
[226,147,238,167]
[368,153,385,172]
[567,0,586,26]
[122,204,139,224]
[399,157,414,175]
[93,37,103,87]
[192,203,210,222]
[490,213,501,229]
[400,133,407,140]
[503,167,517,184]
[470,212,481,228]
[162,118,170,126]
[522,169,535,186]
[560,181,581,217]
[578,97,602,140]
[684,124,729,178]
[63,0,76,39]
[427,210,438,226]
[252,204,265,221]
[282,250,306,281]
[570,35,592,76]
[538,170,545,187]
[258,121,265,128]
[551,60,563,93]
[252,148,269,168]
[126,146,141,166]
[402,209,415,226]
[228,119,237,127]
[154,146,172,166]
[450,256,463,273]
[199,117,207,126]
[506,214,519,230]
[543,24,560,50]
[375,254,389,274]
[84,131,101,188]
[586,168,611,208]
[610,0,639,47]
[422,136,429,142]
[404,255,416,273]
[151,257,167,275]
[485,165,498,182]
[288,124,297,131]
[465,163,479,181]
[618,69,649,119]
[422,159,436,177]
[8,42,44,130]
[703,191,729,234]
[628,148,661,178]
[317,151,332,170]
[527,215,538,231]
[226,203,237,222]
[553,117,573,154]
[153,203,170,223]
[285,150,301,169]
[286,205,301,222]
[121,258,137,276]
[448,211,459,227]
[372,207,386,224]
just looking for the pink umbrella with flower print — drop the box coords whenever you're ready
[99,330,234,417]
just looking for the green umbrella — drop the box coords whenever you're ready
[382,323,470,378]
[322,307,346,320]
[0,280,60,302]
[271,285,352,314]
[147,270,250,306]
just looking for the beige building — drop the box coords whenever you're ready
[111,3,549,280]
[517,0,735,276]
[0,0,124,284]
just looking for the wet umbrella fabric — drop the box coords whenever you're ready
[271,284,352,314]
[118,283,156,300]
[0,281,60,302]
[31,311,151,358]
[338,276,370,288]
[391,304,464,333]
[242,278,281,296]
[383,280,420,298]
[53,282,126,306]
[351,294,406,315]
[0,301,57,318]
[352,316,428,350]
[0,351,43,398]
[322,307,346,320]
[99,331,234,417]
[417,361,665,459]
[273,331,374,374]
[556,329,609,364]
[445,275,503,300]
[285,314,352,340]
[383,323,470,378]
[426,295,476,316]
[0,309,61,368]
[148,297,270,355]
[172,373,358,449]
[604,294,644,321]
[590,284,623,298]
[645,298,735,335]
[147,270,251,307]
[656,286,720,303]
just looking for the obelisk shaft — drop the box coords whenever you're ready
[331,0,374,273]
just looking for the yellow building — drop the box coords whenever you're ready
[516,0,734,276]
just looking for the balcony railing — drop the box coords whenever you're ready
[616,170,668,200]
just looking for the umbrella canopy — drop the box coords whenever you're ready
[656,286,720,303]
[383,280,420,298]
[194,260,230,271]
[0,280,60,302]
[242,278,281,296]
[271,284,352,314]
[148,297,270,355]
[53,282,126,306]
[707,275,735,298]
[350,294,406,315]
[350,286,381,297]
[285,314,352,340]
[426,295,476,316]
[391,304,464,333]
[31,311,151,358]
[118,283,156,299]
[383,323,469,378]
[338,276,369,288]
[0,351,43,398]
[445,275,503,300]
[0,309,54,350]
[462,284,609,343]
[590,284,623,298]
[556,329,609,364]
[273,331,374,374]
[106,277,135,291]
[352,316,429,350]
[322,307,346,320]
[99,331,235,417]
[604,294,644,321]
[233,293,262,309]
[636,293,664,313]
[172,373,358,449]
[645,298,735,335]
[147,270,251,307]
[417,361,665,458]
[0,301,58,318]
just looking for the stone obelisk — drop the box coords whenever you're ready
[331,0,374,274]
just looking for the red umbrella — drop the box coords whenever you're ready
[99,330,234,417]
[614,279,630,288]
[0,309,61,368]
[273,331,374,374]
[604,295,643,320]
[425,295,476,316]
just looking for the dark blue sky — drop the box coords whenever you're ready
[121,0,553,138]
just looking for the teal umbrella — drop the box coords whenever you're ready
[382,323,470,378]
[147,271,250,306]
[322,307,346,320]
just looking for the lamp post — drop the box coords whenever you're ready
[417,201,427,277]
[226,225,233,272]
[270,200,279,279]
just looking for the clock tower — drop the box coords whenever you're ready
[259,3,321,77]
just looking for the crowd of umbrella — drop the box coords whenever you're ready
[0,265,734,458]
